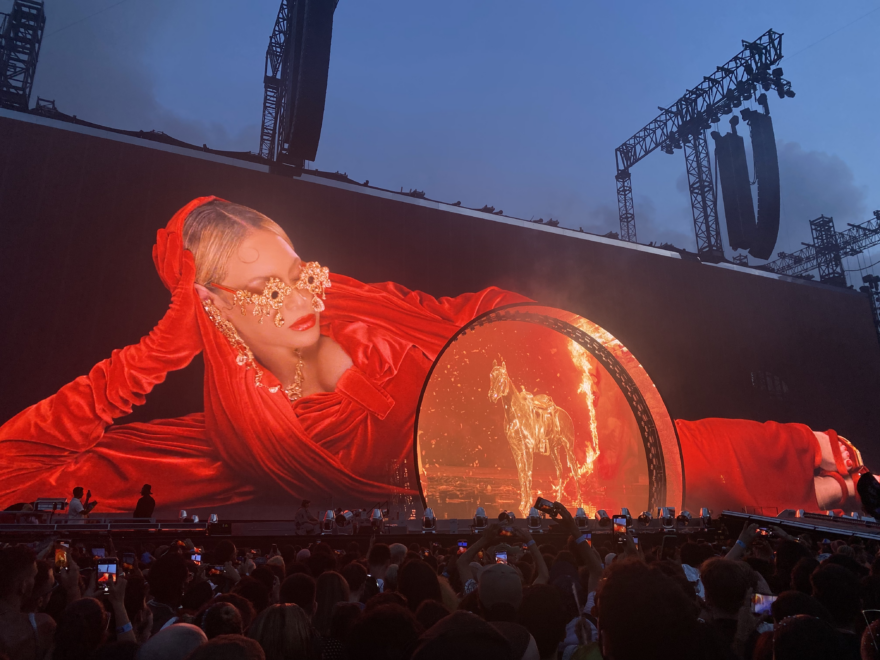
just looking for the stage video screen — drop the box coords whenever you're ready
[416,305,682,520]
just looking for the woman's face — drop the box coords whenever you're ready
[202,229,322,352]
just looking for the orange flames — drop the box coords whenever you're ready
[568,321,600,480]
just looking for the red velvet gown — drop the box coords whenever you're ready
[0,198,829,515]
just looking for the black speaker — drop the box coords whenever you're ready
[712,129,756,251]
[279,0,339,165]
[742,110,780,260]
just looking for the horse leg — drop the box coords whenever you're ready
[522,442,534,515]
[550,437,565,502]
[510,433,529,517]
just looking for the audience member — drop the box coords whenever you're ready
[345,604,422,660]
[398,560,442,612]
[135,623,206,660]
[247,603,311,660]
[201,602,244,639]
[280,573,316,615]
[0,545,56,660]
[146,552,188,633]
[314,571,350,638]
[185,634,265,660]
[411,610,513,660]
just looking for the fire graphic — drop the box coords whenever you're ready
[568,320,601,478]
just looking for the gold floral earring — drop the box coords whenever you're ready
[202,298,305,401]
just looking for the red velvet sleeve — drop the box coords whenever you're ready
[0,255,202,454]
[676,418,823,513]
[324,275,532,362]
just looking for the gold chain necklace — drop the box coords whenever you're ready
[282,349,306,402]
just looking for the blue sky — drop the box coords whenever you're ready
[12,0,880,273]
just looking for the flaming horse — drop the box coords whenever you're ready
[489,360,581,515]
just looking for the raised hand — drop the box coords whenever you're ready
[106,573,128,609]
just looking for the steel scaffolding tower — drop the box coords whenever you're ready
[614,29,794,259]
[0,0,45,111]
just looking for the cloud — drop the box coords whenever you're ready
[772,140,869,257]
[29,0,258,152]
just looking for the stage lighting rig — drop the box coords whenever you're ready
[422,508,437,534]
[638,511,653,525]
[676,510,693,526]
[595,510,611,527]
[699,508,711,525]
[321,510,334,535]
[209,514,219,524]
[528,508,544,534]
[614,29,794,258]
[473,507,488,532]
[619,508,632,526]
[575,508,588,531]
[370,508,385,533]
[179,509,187,523]
[658,507,676,529]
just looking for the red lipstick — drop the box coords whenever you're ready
[290,313,316,332]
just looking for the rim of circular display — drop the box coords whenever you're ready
[413,303,683,513]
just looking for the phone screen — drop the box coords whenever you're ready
[613,517,627,535]
[97,560,117,592]
[191,553,201,565]
[752,593,777,615]
[586,533,592,547]
[91,548,105,558]
[660,534,679,558]
[458,541,467,548]
[54,542,70,570]
[632,536,639,547]
[499,526,514,537]
[495,551,508,565]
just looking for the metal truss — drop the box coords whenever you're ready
[764,211,880,281]
[683,130,723,259]
[809,215,846,287]
[614,29,794,244]
[259,0,291,160]
[0,0,45,111]
[615,170,636,243]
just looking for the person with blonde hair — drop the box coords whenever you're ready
[0,197,527,512]
[247,603,312,660]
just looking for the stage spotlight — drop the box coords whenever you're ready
[784,89,795,98]
[676,510,692,526]
[528,507,543,534]
[795,509,805,518]
[422,508,437,533]
[370,508,385,533]
[473,507,488,532]
[849,511,861,520]
[335,510,354,526]
[209,514,219,524]
[575,508,588,531]
[619,508,632,526]
[638,511,653,525]
[191,515,200,523]
[776,87,785,99]
[658,507,675,529]
[771,67,784,79]
[595,510,611,527]
[761,81,772,92]
[179,510,187,522]
[699,508,711,524]
[321,510,335,535]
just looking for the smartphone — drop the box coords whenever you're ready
[751,593,777,615]
[586,532,592,547]
[632,536,639,548]
[270,544,279,555]
[250,549,261,557]
[91,547,106,558]
[190,553,201,565]
[457,541,467,548]
[660,534,679,559]
[756,528,770,537]
[54,541,71,570]
[495,551,508,565]
[613,517,627,535]
[122,552,135,572]
[499,526,515,537]
[254,556,268,566]
[534,498,556,515]
[97,559,118,594]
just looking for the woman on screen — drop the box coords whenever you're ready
[0,197,872,517]
[0,197,528,512]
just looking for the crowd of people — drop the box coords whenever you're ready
[2,502,880,660]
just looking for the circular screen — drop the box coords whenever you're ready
[415,304,682,519]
